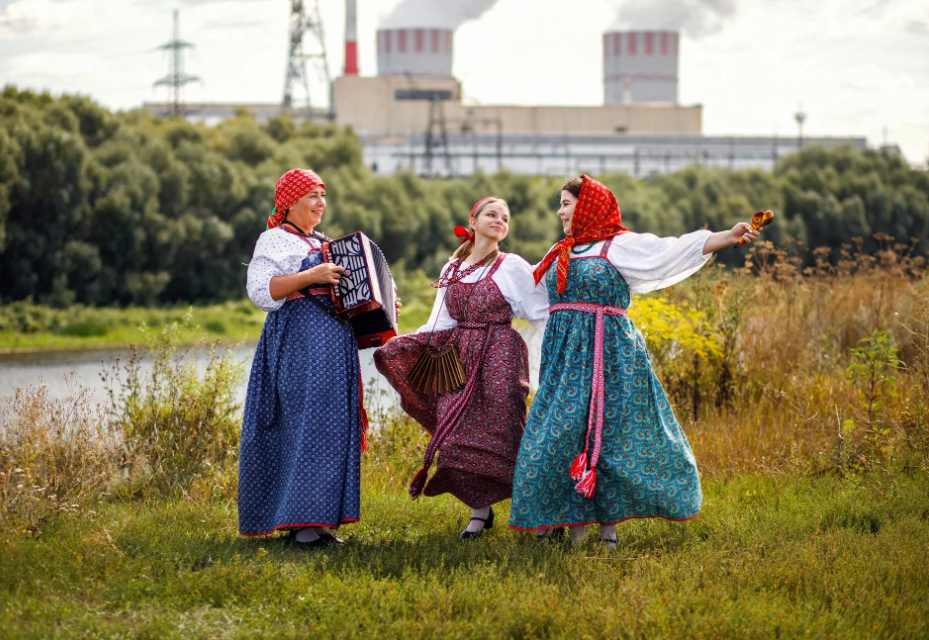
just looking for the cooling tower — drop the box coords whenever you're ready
[603,30,679,104]
[377,27,454,76]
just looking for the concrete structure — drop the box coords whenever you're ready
[604,30,679,104]
[363,132,868,177]
[376,28,454,76]
[331,75,701,138]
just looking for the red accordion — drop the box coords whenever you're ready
[322,232,398,349]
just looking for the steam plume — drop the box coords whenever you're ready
[610,0,737,38]
[380,0,499,30]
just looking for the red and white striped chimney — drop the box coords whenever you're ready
[344,0,358,75]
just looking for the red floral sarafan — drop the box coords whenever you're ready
[533,175,629,293]
[266,169,325,229]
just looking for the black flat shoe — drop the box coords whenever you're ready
[318,531,345,544]
[458,506,494,541]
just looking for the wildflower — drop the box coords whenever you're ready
[14,468,23,474]
[17,484,24,489]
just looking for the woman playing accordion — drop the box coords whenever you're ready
[238,168,367,546]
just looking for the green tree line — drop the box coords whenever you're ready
[1,86,928,306]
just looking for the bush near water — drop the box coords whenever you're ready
[2,248,929,636]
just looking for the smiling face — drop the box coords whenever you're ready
[288,185,327,230]
[558,190,578,235]
[471,201,510,243]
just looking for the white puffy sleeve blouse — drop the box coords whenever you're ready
[246,228,321,312]
[417,253,550,334]
[537,230,713,296]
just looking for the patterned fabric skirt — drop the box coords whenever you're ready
[508,311,702,530]
[374,325,529,508]
[238,297,363,536]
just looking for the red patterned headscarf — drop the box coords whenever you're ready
[533,175,629,292]
[266,168,325,229]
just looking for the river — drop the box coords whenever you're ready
[0,327,543,413]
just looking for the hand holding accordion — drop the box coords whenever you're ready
[322,232,398,349]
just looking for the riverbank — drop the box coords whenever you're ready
[0,299,431,353]
[1,469,927,639]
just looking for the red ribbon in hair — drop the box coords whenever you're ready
[533,175,629,293]
[454,225,475,245]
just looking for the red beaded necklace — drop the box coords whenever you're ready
[431,250,499,289]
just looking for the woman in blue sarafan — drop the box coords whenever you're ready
[238,168,367,547]
[508,175,762,548]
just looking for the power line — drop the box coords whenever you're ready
[153,10,200,117]
[282,0,332,116]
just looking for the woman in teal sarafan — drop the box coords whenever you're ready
[508,175,762,547]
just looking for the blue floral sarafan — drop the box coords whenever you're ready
[508,239,702,530]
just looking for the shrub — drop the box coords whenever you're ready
[0,380,120,538]
[103,316,244,493]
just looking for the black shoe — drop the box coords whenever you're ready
[600,535,617,551]
[458,507,494,541]
[318,531,345,544]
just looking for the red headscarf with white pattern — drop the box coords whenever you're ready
[533,175,629,293]
[266,168,325,229]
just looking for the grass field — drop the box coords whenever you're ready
[1,468,927,639]
[3,248,929,638]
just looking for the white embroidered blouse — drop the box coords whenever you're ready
[541,229,714,296]
[418,253,550,334]
[246,228,322,312]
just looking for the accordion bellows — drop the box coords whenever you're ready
[408,345,467,396]
[322,232,398,349]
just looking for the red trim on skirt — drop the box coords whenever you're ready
[239,518,359,537]
[507,511,700,532]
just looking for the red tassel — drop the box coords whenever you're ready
[575,468,597,499]
[408,467,429,499]
[569,452,588,481]
[359,373,369,453]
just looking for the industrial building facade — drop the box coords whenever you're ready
[145,1,867,177]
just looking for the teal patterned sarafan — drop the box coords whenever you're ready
[509,240,702,530]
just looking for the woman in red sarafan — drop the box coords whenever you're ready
[374,197,549,540]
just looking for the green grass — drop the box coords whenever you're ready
[2,471,927,639]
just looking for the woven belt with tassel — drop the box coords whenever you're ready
[549,302,628,499]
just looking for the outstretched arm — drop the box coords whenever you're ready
[702,222,760,255]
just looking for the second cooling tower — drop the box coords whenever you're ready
[377,28,454,76]
[604,30,679,104]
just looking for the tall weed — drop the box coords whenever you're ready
[0,380,120,537]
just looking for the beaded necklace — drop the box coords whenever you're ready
[431,250,499,288]
[570,242,596,255]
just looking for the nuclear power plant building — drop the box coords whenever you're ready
[147,1,866,177]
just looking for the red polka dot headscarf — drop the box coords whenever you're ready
[266,168,325,229]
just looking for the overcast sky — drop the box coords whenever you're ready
[1,0,927,165]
